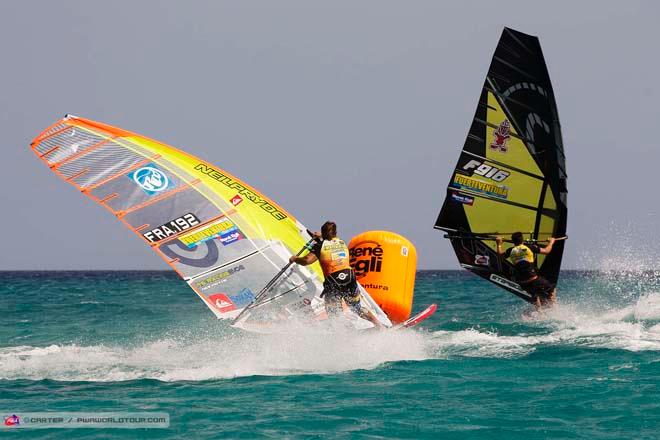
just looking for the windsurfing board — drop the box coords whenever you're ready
[391,303,437,330]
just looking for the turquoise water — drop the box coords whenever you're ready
[2,271,660,438]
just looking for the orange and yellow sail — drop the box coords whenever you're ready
[31,115,391,328]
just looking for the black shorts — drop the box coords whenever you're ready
[322,278,363,316]
[520,276,555,301]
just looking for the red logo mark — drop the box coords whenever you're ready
[208,293,236,313]
[475,255,490,266]
[230,195,243,206]
[4,415,20,426]
[490,120,511,152]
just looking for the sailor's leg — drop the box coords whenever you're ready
[354,305,383,328]
[346,296,384,329]
[323,289,342,317]
[363,309,384,329]
[537,278,557,307]
[523,277,556,309]
[520,279,541,310]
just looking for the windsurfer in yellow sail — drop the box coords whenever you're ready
[289,221,384,328]
[496,232,557,309]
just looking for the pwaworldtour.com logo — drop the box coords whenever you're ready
[1,412,169,429]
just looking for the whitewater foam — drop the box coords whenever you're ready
[0,324,431,382]
[4,284,660,382]
[429,328,544,358]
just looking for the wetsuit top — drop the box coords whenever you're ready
[311,238,353,286]
[504,244,540,283]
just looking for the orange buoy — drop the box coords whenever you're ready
[348,231,417,323]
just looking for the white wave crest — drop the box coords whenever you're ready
[526,292,660,351]
[428,329,546,358]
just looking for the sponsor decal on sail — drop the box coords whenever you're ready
[194,163,287,220]
[179,217,244,248]
[490,120,511,152]
[475,255,490,266]
[127,164,173,195]
[450,192,475,205]
[451,174,508,199]
[196,265,246,291]
[230,195,243,206]
[208,293,236,313]
[228,288,255,307]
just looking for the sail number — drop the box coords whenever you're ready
[462,160,510,182]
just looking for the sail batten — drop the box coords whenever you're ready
[435,27,567,297]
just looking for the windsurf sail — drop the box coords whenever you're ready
[434,27,567,302]
[30,115,392,330]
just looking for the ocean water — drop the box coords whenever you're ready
[2,270,660,439]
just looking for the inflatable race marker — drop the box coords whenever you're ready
[349,231,417,323]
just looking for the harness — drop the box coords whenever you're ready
[318,239,352,278]
[317,238,358,297]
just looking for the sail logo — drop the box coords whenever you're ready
[196,265,245,291]
[3,415,20,426]
[128,164,173,195]
[462,160,510,182]
[208,293,236,313]
[195,164,287,220]
[450,192,474,205]
[490,120,511,152]
[228,288,255,307]
[350,241,383,278]
[230,195,243,206]
[452,175,508,199]
[219,231,243,246]
[475,255,490,266]
[179,217,244,248]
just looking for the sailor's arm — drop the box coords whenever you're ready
[538,238,556,255]
[290,253,317,266]
[495,237,504,255]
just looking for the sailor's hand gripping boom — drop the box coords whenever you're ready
[232,233,318,324]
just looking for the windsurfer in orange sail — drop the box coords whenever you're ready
[289,221,384,328]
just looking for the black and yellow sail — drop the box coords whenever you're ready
[435,27,567,302]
